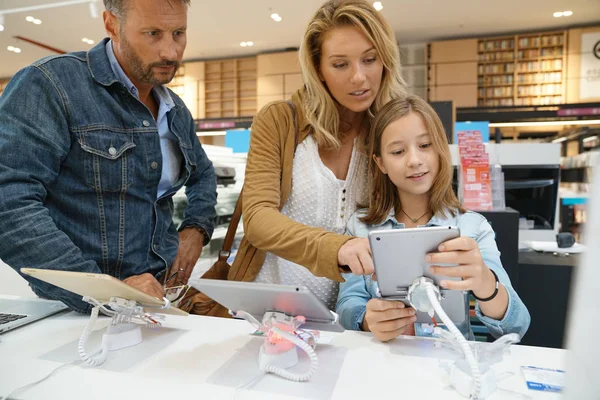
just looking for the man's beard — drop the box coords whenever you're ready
[121,35,180,85]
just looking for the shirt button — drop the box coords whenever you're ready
[342,197,346,202]
[340,214,344,219]
[142,120,150,127]
[342,189,347,194]
[341,207,345,212]
[151,161,159,170]
[108,147,117,156]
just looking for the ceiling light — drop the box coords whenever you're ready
[373,2,383,11]
[489,120,600,128]
[33,19,41,24]
[562,10,573,16]
[7,45,14,51]
[583,135,598,143]
[82,37,88,42]
[553,11,563,17]
[246,41,253,47]
[13,47,21,53]
[552,137,567,143]
[87,39,94,44]
[270,13,282,22]
[240,42,247,47]
[0,14,4,31]
[89,1,99,18]
[26,16,35,22]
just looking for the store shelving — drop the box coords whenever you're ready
[204,57,257,119]
[477,30,566,107]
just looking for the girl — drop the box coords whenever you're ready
[336,96,530,341]
[223,0,407,313]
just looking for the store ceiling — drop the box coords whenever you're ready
[1,0,599,78]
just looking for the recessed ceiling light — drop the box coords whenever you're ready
[87,39,94,44]
[373,1,383,11]
[13,47,21,53]
[240,42,247,47]
[563,10,573,16]
[33,19,41,24]
[26,16,35,22]
[82,38,89,42]
[270,13,282,22]
[246,41,253,47]
[7,46,14,51]
[553,11,563,17]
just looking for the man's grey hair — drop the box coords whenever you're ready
[103,0,191,19]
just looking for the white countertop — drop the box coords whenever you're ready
[0,309,566,400]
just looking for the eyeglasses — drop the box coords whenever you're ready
[163,271,190,308]
[164,284,191,308]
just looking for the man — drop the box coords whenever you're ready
[0,0,217,312]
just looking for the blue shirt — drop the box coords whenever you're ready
[0,38,217,312]
[106,41,183,198]
[336,208,531,340]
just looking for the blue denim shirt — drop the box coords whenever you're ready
[336,208,531,340]
[0,38,217,312]
[105,41,182,198]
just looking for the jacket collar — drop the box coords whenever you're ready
[370,208,457,229]
[290,88,311,144]
[88,38,121,87]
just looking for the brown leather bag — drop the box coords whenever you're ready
[178,100,299,316]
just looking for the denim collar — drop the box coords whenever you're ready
[370,208,455,229]
[88,38,176,111]
[105,40,175,109]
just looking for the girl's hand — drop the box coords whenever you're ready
[426,237,497,299]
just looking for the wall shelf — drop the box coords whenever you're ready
[476,30,566,107]
[204,57,257,118]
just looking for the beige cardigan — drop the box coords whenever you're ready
[228,89,354,283]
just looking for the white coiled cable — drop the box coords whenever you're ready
[421,279,481,399]
[77,305,109,367]
[260,326,319,382]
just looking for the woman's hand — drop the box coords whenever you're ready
[362,299,416,342]
[426,236,496,298]
[337,238,374,275]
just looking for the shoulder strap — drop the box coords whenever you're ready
[218,100,299,262]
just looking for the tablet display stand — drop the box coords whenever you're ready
[233,309,319,382]
[77,295,169,366]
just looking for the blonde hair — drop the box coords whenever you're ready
[362,95,465,225]
[298,0,406,150]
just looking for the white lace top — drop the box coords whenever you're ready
[254,135,368,309]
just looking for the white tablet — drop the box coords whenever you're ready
[190,279,345,332]
[21,268,188,316]
[368,226,468,325]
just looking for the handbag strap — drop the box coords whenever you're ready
[217,100,299,262]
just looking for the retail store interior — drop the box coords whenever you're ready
[0,0,600,398]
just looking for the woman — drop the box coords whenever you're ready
[336,96,530,341]
[227,0,407,310]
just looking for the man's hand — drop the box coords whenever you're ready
[123,273,165,299]
[362,299,416,342]
[168,228,204,285]
[337,238,374,275]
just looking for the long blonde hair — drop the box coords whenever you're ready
[362,95,465,225]
[298,0,406,150]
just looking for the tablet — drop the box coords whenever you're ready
[20,268,188,316]
[368,226,467,325]
[190,279,345,332]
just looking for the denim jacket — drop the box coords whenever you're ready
[0,38,217,312]
[336,209,530,340]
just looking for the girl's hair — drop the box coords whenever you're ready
[361,95,465,225]
[298,0,406,150]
